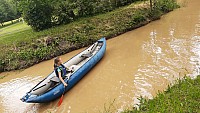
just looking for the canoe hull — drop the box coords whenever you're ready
[21,38,106,103]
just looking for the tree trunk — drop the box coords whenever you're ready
[150,0,153,11]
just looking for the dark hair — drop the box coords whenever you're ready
[54,57,60,69]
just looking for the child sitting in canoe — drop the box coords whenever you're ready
[54,57,71,87]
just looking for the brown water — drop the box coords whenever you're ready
[0,0,200,112]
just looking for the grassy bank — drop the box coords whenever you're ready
[0,0,179,72]
[0,22,30,37]
[123,76,200,113]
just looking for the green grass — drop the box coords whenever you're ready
[0,22,31,40]
[123,76,200,113]
[0,22,30,36]
[0,18,21,28]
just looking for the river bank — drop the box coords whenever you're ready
[123,76,200,113]
[0,0,179,72]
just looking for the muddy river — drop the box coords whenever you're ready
[0,0,200,112]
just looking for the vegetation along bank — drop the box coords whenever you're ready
[122,76,200,113]
[0,0,179,72]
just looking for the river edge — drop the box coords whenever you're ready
[122,75,200,113]
[0,0,179,72]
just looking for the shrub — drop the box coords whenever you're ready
[154,0,180,13]
[52,1,75,25]
[147,8,162,20]
[131,9,147,25]
[18,0,144,31]
[22,0,53,31]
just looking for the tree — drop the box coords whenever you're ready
[0,0,20,26]
[17,0,75,31]
[150,0,153,11]
[0,0,9,25]
[15,0,142,31]
[51,0,75,25]
[74,0,95,17]
[18,0,53,31]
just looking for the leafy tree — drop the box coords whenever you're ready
[18,0,53,31]
[16,0,143,31]
[17,0,75,31]
[0,6,5,26]
[0,0,20,25]
[51,0,75,25]
[0,0,10,25]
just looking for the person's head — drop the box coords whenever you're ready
[54,57,62,68]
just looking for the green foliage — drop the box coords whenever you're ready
[21,0,53,31]
[74,0,143,17]
[154,0,180,13]
[75,0,95,17]
[0,0,20,25]
[0,59,5,72]
[17,0,143,31]
[148,0,180,20]
[17,0,75,31]
[123,76,200,113]
[51,0,75,25]
[147,8,162,20]
[130,9,147,25]
[0,0,179,71]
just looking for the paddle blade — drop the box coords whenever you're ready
[58,95,64,107]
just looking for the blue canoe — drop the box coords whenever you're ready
[21,38,106,103]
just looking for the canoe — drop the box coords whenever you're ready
[21,37,106,103]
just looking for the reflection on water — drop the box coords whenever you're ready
[133,28,200,107]
[190,36,200,77]
[0,76,42,113]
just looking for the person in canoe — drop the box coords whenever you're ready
[54,57,71,87]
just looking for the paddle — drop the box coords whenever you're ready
[58,71,72,107]
[58,86,66,107]
[58,76,70,107]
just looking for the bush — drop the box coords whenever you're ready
[148,8,162,20]
[22,0,53,31]
[123,76,200,113]
[131,9,147,25]
[154,0,180,13]
[52,1,75,25]
[18,0,143,31]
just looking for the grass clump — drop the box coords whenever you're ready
[123,76,200,113]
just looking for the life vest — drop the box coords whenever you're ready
[54,64,67,79]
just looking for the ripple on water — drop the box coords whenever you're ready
[0,76,42,113]
[133,29,200,107]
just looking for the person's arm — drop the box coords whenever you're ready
[58,71,67,87]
